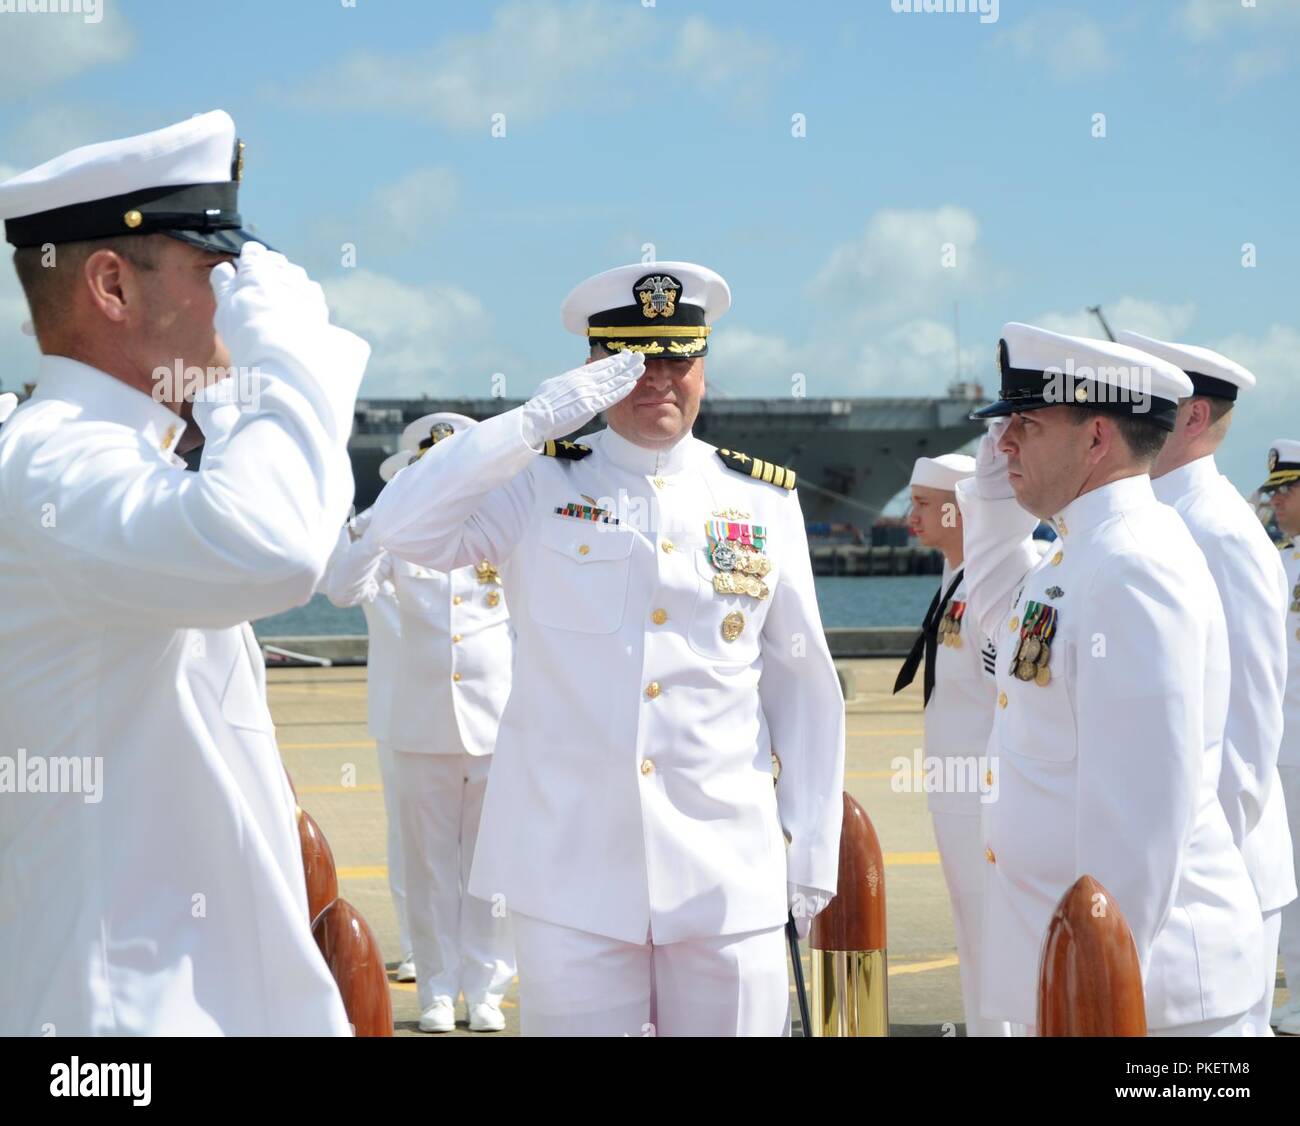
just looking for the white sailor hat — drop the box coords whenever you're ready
[0,110,263,255]
[1261,439,1300,494]
[0,392,17,426]
[971,322,1193,431]
[561,261,731,358]
[910,453,976,491]
[379,412,477,482]
[1114,330,1255,401]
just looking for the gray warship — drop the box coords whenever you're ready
[348,382,989,525]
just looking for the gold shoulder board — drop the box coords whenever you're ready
[716,447,796,491]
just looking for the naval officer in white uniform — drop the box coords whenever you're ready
[0,112,368,1035]
[359,412,518,1033]
[1259,440,1300,1033]
[361,263,846,1036]
[320,507,414,984]
[1118,331,1295,1036]
[894,453,1020,1037]
[955,323,1262,1036]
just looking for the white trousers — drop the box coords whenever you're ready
[1246,907,1282,1037]
[930,809,1011,1037]
[394,750,515,1010]
[374,740,411,956]
[1278,765,1300,995]
[512,912,789,1037]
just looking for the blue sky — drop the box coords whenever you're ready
[0,0,1296,493]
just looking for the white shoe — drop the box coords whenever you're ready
[395,953,416,983]
[468,1001,505,1032]
[418,998,456,1033]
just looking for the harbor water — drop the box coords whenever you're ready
[252,575,937,638]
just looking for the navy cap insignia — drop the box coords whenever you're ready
[1269,448,1280,472]
[635,274,680,319]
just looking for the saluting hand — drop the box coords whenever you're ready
[974,417,1015,500]
[520,351,645,449]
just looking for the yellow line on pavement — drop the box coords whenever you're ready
[846,728,924,737]
[298,784,383,795]
[280,740,377,750]
[889,955,959,976]
[338,866,389,879]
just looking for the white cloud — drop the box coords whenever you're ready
[288,0,784,128]
[810,205,981,326]
[4,103,135,166]
[322,268,497,398]
[1000,12,1112,79]
[0,3,132,89]
[1177,0,1299,43]
[1205,323,1300,492]
[1229,45,1288,86]
[1031,297,1197,342]
[0,164,19,182]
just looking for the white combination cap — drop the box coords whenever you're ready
[0,110,264,254]
[1114,330,1255,401]
[561,261,730,359]
[970,322,1194,431]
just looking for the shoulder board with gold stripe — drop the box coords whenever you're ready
[542,439,593,460]
[716,447,796,491]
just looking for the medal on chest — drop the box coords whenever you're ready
[705,519,771,600]
[938,600,966,648]
[1012,600,1058,686]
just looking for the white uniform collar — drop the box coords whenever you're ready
[1054,473,1155,538]
[1150,453,1219,505]
[595,425,695,477]
[31,354,188,455]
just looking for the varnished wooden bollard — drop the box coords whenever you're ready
[296,805,339,924]
[312,898,394,1037]
[809,792,888,1036]
[1037,874,1146,1036]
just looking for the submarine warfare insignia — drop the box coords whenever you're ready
[716,448,797,491]
[938,600,966,648]
[475,560,501,585]
[706,519,771,600]
[1011,600,1058,686]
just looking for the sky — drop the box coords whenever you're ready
[0,0,1296,494]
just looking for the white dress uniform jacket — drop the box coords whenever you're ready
[318,514,401,747]
[0,354,360,1035]
[1152,456,1296,913]
[925,564,999,817]
[388,560,514,758]
[956,473,1262,1029]
[363,416,845,945]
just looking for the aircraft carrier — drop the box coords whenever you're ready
[348,383,989,523]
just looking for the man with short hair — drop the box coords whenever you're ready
[1258,440,1300,1033]
[362,262,846,1036]
[1117,331,1295,1037]
[0,112,368,1034]
[955,323,1261,1036]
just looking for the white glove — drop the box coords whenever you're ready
[210,242,369,389]
[788,882,833,941]
[519,351,645,450]
[974,417,1015,500]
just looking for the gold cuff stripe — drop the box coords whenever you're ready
[588,325,711,339]
[543,440,557,456]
